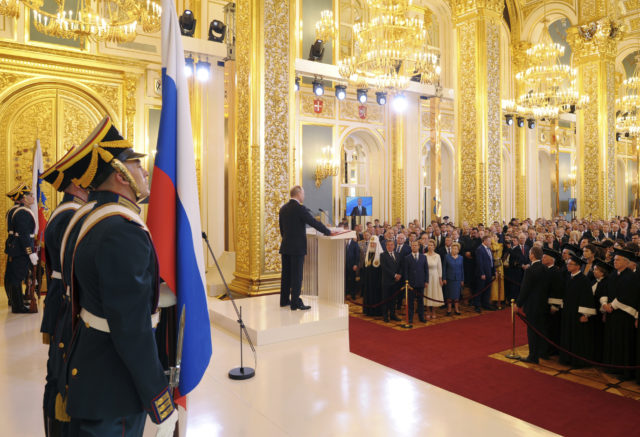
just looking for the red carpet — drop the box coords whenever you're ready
[349,310,640,436]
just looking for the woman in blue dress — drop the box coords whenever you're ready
[442,242,464,316]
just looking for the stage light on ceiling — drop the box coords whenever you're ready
[516,117,525,128]
[208,19,226,42]
[505,115,513,126]
[294,76,300,92]
[357,88,368,104]
[376,91,387,105]
[392,94,408,112]
[616,132,622,141]
[308,39,325,62]
[184,56,195,78]
[313,79,324,96]
[179,10,197,37]
[196,60,211,82]
[527,118,536,129]
[335,85,347,100]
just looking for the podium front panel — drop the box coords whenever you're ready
[302,234,318,297]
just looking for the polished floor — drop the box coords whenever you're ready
[0,293,557,436]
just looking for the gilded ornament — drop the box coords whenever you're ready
[123,73,138,145]
[486,20,501,224]
[301,93,335,119]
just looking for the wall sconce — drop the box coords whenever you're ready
[563,165,577,192]
[315,145,339,188]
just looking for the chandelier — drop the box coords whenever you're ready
[315,10,335,42]
[515,21,587,119]
[338,0,440,91]
[315,146,339,188]
[3,0,162,43]
[616,53,640,137]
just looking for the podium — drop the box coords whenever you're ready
[302,228,356,305]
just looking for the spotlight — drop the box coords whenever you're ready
[335,85,346,101]
[196,60,211,82]
[312,79,324,96]
[375,92,387,105]
[527,118,535,129]
[357,88,368,104]
[179,10,197,37]
[625,132,630,138]
[294,76,300,92]
[308,39,325,62]
[616,132,622,141]
[392,94,407,112]
[505,114,513,126]
[184,56,195,77]
[516,117,524,127]
[208,19,226,42]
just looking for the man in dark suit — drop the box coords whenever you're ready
[350,197,367,229]
[474,235,496,312]
[380,239,402,322]
[345,236,360,299]
[432,227,445,250]
[516,246,551,364]
[279,186,332,310]
[404,241,428,326]
[510,233,531,301]
[394,233,412,310]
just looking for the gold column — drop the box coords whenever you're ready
[454,0,502,225]
[390,109,405,223]
[430,96,441,221]
[567,17,621,219]
[230,0,293,295]
[512,41,529,219]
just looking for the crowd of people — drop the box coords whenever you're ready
[342,215,640,382]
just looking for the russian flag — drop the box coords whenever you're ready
[31,139,47,260]
[147,0,212,405]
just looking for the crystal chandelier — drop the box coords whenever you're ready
[338,0,440,91]
[315,10,335,42]
[0,0,19,18]
[616,53,640,137]
[8,0,162,43]
[515,21,587,119]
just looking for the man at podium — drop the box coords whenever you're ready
[279,186,332,310]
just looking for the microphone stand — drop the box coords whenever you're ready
[202,232,256,380]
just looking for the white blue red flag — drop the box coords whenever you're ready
[31,139,47,255]
[147,0,212,404]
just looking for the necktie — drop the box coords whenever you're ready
[447,247,451,254]
[391,252,395,261]
[521,245,525,255]
[414,253,418,261]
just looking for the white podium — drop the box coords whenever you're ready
[302,228,356,305]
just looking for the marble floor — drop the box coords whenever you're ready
[0,293,557,436]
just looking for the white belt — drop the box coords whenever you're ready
[80,308,161,333]
[8,231,13,235]
[51,271,62,280]
[13,233,35,238]
[611,298,639,319]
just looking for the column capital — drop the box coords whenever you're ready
[511,40,531,74]
[566,19,623,61]
[453,0,502,21]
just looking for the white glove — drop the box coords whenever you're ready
[158,283,177,308]
[155,410,178,437]
[29,253,38,266]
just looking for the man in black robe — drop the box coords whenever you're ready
[602,249,638,380]
[592,259,612,364]
[542,248,564,356]
[560,254,597,367]
[516,246,551,363]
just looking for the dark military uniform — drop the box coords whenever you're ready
[5,202,36,313]
[66,192,172,434]
[4,202,20,303]
[40,193,85,437]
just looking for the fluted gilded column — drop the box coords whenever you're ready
[230,0,294,294]
[511,41,529,219]
[567,17,621,219]
[391,110,406,223]
[453,0,502,225]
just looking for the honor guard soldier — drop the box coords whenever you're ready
[56,117,177,437]
[4,183,37,313]
[40,153,89,437]
[4,185,23,304]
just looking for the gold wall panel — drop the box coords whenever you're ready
[300,93,336,119]
[339,99,384,124]
[390,110,405,223]
[486,19,502,224]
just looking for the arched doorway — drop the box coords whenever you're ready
[0,81,115,275]
[337,129,385,224]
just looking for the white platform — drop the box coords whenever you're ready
[209,294,349,345]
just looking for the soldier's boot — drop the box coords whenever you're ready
[9,283,28,313]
